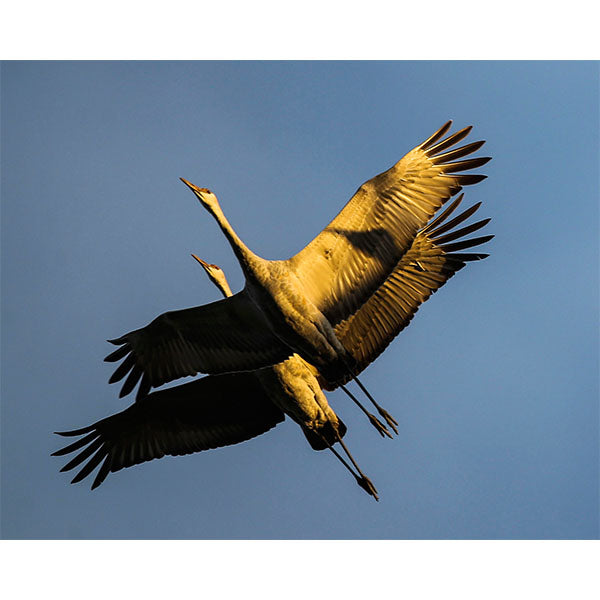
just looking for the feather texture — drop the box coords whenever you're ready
[105,289,292,399]
[289,121,490,326]
[53,374,285,489]
[330,194,492,384]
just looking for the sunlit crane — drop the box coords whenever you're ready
[105,121,490,431]
[54,195,491,496]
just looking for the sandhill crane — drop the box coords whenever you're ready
[105,121,490,430]
[57,256,378,498]
[54,195,491,496]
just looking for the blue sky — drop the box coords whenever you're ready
[1,61,598,539]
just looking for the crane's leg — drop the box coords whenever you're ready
[319,433,379,501]
[340,385,393,439]
[339,353,399,435]
[351,375,399,435]
[335,435,379,500]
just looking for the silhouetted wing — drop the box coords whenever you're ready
[105,289,292,399]
[104,291,292,398]
[53,373,285,489]
[289,121,490,325]
[330,195,493,385]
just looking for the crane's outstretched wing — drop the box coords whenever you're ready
[289,121,490,326]
[53,373,285,489]
[105,289,292,399]
[328,194,493,386]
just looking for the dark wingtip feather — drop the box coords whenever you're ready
[434,140,486,164]
[135,376,152,402]
[421,194,465,234]
[91,457,112,490]
[446,252,490,263]
[108,354,135,384]
[427,201,482,239]
[420,120,453,150]
[52,431,100,457]
[455,173,487,186]
[442,156,492,173]
[59,437,103,472]
[441,234,494,253]
[104,344,130,363]
[69,448,106,484]
[118,364,144,398]
[434,218,491,245]
[54,424,96,437]
[427,126,473,155]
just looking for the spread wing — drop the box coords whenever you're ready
[329,194,493,385]
[52,373,285,489]
[288,121,490,325]
[104,289,292,400]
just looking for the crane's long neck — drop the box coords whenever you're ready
[207,202,260,276]
[218,278,233,299]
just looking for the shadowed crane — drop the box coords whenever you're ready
[105,121,490,432]
[57,256,379,498]
[54,195,492,497]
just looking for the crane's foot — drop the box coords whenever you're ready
[357,476,379,501]
[368,413,393,439]
[377,407,399,435]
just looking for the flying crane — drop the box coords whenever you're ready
[54,194,491,497]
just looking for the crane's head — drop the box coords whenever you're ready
[180,178,220,212]
[191,254,233,299]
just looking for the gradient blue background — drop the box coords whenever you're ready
[2,61,598,539]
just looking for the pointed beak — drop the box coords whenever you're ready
[191,254,210,271]
[180,178,211,197]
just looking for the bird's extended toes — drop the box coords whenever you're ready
[357,476,379,501]
[369,414,393,439]
[377,408,399,434]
